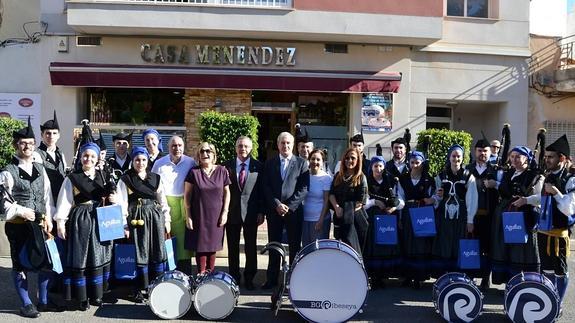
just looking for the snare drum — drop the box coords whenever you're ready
[193,271,240,320]
[289,239,368,323]
[432,272,483,322]
[148,270,193,320]
[504,272,559,323]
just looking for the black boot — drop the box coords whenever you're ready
[20,304,40,318]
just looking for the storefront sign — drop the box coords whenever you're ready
[140,44,296,66]
[362,93,393,132]
[0,92,42,142]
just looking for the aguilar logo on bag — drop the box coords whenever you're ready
[379,226,395,234]
[417,217,433,225]
[463,250,479,258]
[117,256,135,265]
[101,219,122,228]
[505,224,523,232]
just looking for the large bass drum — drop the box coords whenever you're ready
[148,270,193,320]
[504,272,560,323]
[193,271,240,320]
[289,239,368,323]
[432,272,483,322]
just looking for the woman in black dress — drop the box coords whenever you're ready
[55,142,123,310]
[363,155,404,288]
[117,146,171,301]
[398,151,436,288]
[490,146,543,284]
[329,147,368,256]
[432,144,478,277]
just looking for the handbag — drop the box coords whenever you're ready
[409,206,436,237]
[114,244,137,280]
[458,239,480,269]
[374,214,398,245]
[502,211,528,244]
[538,195,553,231]
[97,204,125,242]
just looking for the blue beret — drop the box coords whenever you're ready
[80,142,100,156]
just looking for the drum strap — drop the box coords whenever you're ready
[539,228,570,257]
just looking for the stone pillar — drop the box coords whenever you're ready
[184,89,252,155]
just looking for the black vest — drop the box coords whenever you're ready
[542,167,573,229]
[398,171,435,201]
[439,167,471,202]
[500,168,540,229]
[4,158,47,215]
[466,162,499,212]
[36,143,66,203]
[385,159,409,180]
[68,170,107,204]
[120,170,161,204]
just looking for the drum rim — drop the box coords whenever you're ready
[193,278,238,320]
[504,278,560,319]
[433,274,483,321]
[149,280,193,320]
[297,239,364,266]
[288,242,369,323]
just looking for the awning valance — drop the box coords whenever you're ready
[49,62,401,93]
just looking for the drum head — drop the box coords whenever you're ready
[194,279,236,320]
[505,276,560,323]
[149,280,192,319]
[289,248,368,323]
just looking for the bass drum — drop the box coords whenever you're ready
[432,272,483,323]
[148,270,193,320]
[504,272,560,323]
[193,271,240,320]
[289,239,368,323]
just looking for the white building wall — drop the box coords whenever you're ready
[530,0,566,37]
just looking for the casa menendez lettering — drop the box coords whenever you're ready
[140,44,296,66]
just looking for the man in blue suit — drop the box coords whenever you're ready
[262,132,309,289]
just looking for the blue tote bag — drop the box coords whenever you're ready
[458,239,480,270]
[538,195,553,232]
[374,215,398,245]
[165,236,177,271]
[409,206,436,237]
[114,244,137,280]
[502,212,528,244]
[45,237,63,274]
[96,204,125,242]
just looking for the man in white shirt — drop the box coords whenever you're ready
[152,136,195,274]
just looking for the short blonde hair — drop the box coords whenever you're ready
[195,142,217,164]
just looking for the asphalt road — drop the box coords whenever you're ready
[0,241,573,323]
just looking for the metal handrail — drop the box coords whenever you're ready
[67,0,293,8]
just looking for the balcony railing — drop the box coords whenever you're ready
[70,0,292,8]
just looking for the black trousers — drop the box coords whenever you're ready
[226,221,258,284]
[266,210,303,284]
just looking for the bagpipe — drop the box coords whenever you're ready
[533,128,546,174]
[496,123,511,170]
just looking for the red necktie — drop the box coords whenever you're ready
[239,163,246,190]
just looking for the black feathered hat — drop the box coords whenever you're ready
[13,116,35,140]
[112,131,132,142]
[40,110,59,131]
[546,134,570,157]
[295,123,312,144]
[475,132,490,148]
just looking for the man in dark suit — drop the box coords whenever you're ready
[224,136,264,290]
[262,132,309,289]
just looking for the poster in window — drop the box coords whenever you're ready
[362,93,393,132]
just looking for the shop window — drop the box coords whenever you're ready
[446,0,496,19]
[87,88,185,126]
[426,105,452,130]
[324,44,348,54]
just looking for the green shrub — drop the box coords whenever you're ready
[416,128,473,176]
[0,118,25,169]
[198,111,260,162]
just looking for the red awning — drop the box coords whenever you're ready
[49,62,401,93]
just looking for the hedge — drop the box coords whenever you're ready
[416,128,473,176]
[198,111,260,162]
[0,118,25,169]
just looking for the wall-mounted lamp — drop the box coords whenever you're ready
[214,98,222,112]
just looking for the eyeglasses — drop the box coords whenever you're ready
[200,149,213,154]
